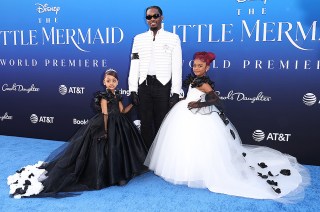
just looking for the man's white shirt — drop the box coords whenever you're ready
[128,28,182,95]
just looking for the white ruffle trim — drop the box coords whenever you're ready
[7,161,48,199]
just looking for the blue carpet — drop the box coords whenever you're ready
[1,135,319,212]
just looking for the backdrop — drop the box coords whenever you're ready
[1,0,319,165]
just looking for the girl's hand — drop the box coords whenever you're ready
[97,132,108,142]
[187,101,200,109]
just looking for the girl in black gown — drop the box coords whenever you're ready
[8,69,148,198]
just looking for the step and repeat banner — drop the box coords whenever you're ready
[1,0,319,165]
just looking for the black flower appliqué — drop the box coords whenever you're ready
[280,169,291,176]
[258,162,268,168]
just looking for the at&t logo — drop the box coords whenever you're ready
[59,85,85,95]
[30,114,54,124]
[252,130,291,142]
[252,130,265,142]
[302,93,318,106]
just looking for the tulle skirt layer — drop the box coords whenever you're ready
[145,100,310,203]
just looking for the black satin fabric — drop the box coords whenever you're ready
[39,92,148,195]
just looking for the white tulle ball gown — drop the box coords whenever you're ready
[145,85,310,203]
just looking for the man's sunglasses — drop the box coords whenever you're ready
[146,14,161,20]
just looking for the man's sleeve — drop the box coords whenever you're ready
[128,36,140,93]
[171,34,182,95]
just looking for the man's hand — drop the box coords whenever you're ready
[169,93,180,108]
[130,92,140,106]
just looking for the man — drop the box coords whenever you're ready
[128,5,182,149]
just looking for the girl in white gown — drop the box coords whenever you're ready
[144,52,310,203]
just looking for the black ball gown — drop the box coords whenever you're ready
[7,90,148,198]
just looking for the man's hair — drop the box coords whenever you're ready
[145,6,163,15]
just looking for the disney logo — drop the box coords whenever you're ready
[1,112,13,121]
[35,3,60,14]
[237,0,267,5]
[217,90,271,103]
[2,83,40,93]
